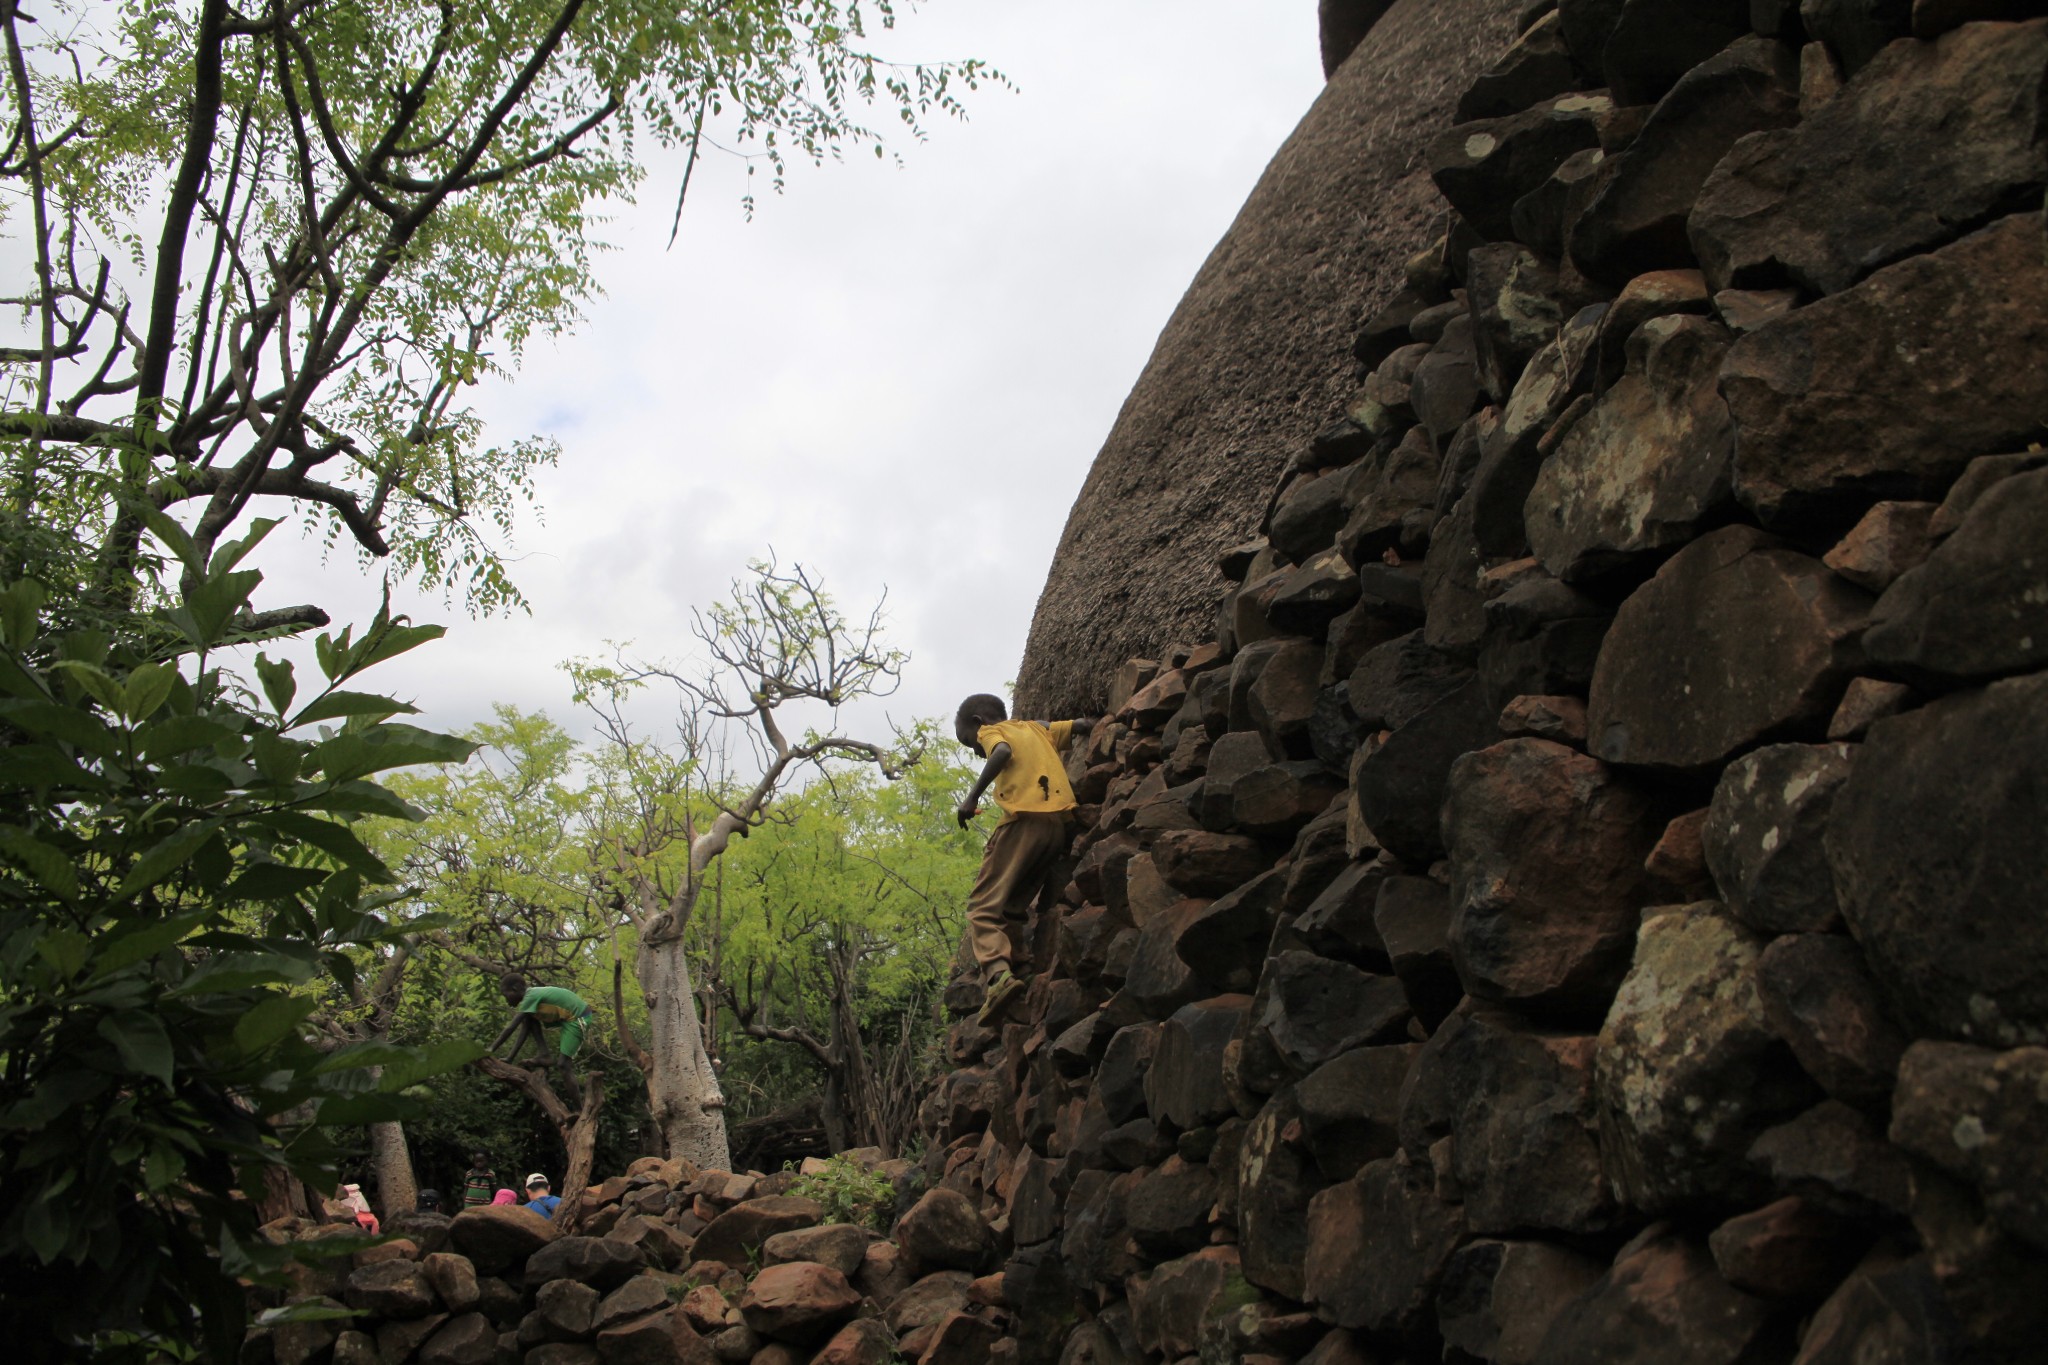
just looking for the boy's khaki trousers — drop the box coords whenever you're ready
[965,810,1070,981]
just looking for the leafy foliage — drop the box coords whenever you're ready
[787,1152,896,1231]
[0,0,999,618]
[0,521,480,1358]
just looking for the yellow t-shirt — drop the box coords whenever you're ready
[977,720,1078,820]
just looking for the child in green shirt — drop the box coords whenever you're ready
[492,973,593,1104]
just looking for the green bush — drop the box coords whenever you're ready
[788,1153,897,1232]
[0,517,479,1359]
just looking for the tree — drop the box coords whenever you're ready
[1,0,997,619]
[371,706,622,1222]
[0,0,997,1346]
[0,527,479,1359]
[572,557,912,1168]
[716,751,979,1153]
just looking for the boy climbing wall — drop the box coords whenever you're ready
[953,694,1094,1024]
[491,973,593,1105]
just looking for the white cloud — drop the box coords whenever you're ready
[255,2,1325,743]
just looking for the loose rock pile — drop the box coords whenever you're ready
[930,3,2048,1364]
[242,1152,1020,1365]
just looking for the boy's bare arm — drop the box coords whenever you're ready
[494,1011,537,1059]
[957,743,1012,827]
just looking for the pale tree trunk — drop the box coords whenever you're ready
[639,934,732,1169]
[368,1120,418,1219]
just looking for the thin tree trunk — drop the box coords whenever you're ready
[638,935,732,1169]
[368,1120,418,1220]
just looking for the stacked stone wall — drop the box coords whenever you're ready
[925,3,2048,1363]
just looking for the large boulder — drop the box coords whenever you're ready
[1444,739,1665,1022]
[1585,526,1869,772]
[1295,1044,1417,1181]
[1354,678,1501,862]
[1015,0,1529,717]
[688,1196,822,1269]
[524,1235,646,1292]
[1596,904,1819,1213]
[894,1188,993,1274]
[1414,1008,1614,1235]
[1755,933,1907,1110]
[1826,671,2048,1046]
[1437,1240,1604,1365]
[1598,0,1754,105]
[1702,742,1856,934]
[1304,1157,1467,1336]
[1689,20,2048,296]
[446,1204,558,1276]
[1145,994,1254,1131]
[1718,214,2048,525]
[1568,36,1801,283]
[1127,1247,1252,1362]
[1864,465,2048,686]
[737,1263,862,1345]
[1890,1041,2048,1251]
[1244,951,1411,1080]
[1530,1230,1779,1365]
[1236,1089,1327,1301]
[1524,316,1737,582]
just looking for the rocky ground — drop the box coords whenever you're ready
[244,1151,1020,1365]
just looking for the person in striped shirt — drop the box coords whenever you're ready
[461,1151,497,1210]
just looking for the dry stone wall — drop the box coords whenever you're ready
[924,4,2048,1364]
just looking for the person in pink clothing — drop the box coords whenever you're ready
[491,1189,518,1206]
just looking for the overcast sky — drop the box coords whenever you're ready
[258,3,1328,746]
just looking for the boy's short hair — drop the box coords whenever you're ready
[500,972,527,995]
[955,694,1007,729]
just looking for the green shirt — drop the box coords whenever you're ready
[517,985,590,1025]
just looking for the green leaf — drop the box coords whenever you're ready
[0,744,98,791]
[22,1189,71,1262]
[134,503,205,579]
[249,731,304,785]
[254,654,296,717]
[113,821,223,901]
[0,699,119,758]
[289,690,418,727]
[122,661,178,723]
[0,579,45,650]
[184,569,262,645]
[210,517,280,576]
[166,949,320,995]
[97,1009,175,1085]
[377,1037,485,1090]
[51,659,125,714]
[92,910,209,977]
[222,863,330,901]
[34,927,89,979]
[233,993,320,1055]
[254,1302,363,1328]
[313,1092,413,1125]
[0,825,80,900]
[296,781,422,822]
[308,725,477,782]
[138,713,241,760]
[252,811,387,876]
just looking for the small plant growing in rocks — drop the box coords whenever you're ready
[789,1155,897,1231]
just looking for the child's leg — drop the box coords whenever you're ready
[554,1015,586,1106]
[964,819,1037,982]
